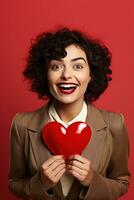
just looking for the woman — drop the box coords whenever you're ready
[8,28,130,200]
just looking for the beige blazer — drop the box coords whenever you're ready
[8,103,130,200]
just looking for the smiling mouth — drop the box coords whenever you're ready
[57,83,79,94]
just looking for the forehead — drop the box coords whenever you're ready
[64,44,87,60]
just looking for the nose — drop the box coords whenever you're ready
[61,67,72,80]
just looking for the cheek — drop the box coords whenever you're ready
[87,76,91,85]
[48,69,62,81]
[80,74,91,86]
[47,76,54,92]
[81,68,91,84]
[47,72,57,85]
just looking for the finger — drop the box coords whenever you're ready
[68,169,84,181]
[52,168,66,183]
[55,167,66,178]
[45,158,65,173]
[47,163,66,177]
[68,154,89,164]
[42,155,64,169]
[67,159,89,171]
[43,160,65,180]
[67,164,87,176]
[54,164,66,177]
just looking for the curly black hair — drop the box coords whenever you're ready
[23,27,112,102]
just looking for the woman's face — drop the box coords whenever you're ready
[47,44,91,105]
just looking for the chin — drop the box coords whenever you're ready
[57,99,76,105]
[55,95,83,105]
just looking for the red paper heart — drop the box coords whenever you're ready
[42,121,92,159]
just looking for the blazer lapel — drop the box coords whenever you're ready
[26,103,65,199]
[27,104,52,169]
[67,104,108,198]
[82,104,107,172]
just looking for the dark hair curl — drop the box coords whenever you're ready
[23,27,112,101]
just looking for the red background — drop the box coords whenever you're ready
[1,0,134,199]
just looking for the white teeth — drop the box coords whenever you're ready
[58,84,77,88]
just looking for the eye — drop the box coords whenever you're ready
[73,64,83,71]
[50,64,63,71]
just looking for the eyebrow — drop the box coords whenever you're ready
[51,57,87,63]
[71,57,87,63]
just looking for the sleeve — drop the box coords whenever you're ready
[79,113,130,200]
[8,113,58,200]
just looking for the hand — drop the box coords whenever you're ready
[40,155,66,190]
[66,154,93,186]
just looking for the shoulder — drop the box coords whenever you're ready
[90,104,126,134]
[100,109,125,132]
[98,109,130,160]
[99,109,129,143]
[11,103,48,129]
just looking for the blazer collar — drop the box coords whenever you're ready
[27,102,107,132]
[27,103,49,131]
[86,103,107,131]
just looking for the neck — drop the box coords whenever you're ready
[53,100,84,123]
